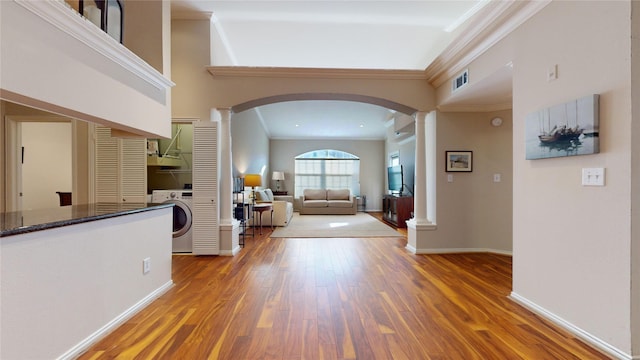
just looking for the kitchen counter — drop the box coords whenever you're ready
[0,202,174,237]
[1,202,174,359]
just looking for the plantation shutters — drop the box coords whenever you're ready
[192,121,219,255]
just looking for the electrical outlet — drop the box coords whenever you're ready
[447,174,453,183]
[493,173,501,182]
[143,257,151,274]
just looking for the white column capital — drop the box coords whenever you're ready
[209,108,232,123]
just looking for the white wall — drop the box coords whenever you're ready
[21,122,72,210]
[230,109,270,181]
[0,1,172,138]
[511,2,632,356]
[0,208,173,359]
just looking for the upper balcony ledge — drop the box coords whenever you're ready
[15,0,174,92]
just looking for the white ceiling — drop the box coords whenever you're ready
[171,0,510,140]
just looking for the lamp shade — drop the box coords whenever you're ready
[244,174,262,187]
[272,171,285,181]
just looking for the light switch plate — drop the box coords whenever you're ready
[582,168,605,186]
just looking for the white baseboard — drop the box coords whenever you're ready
[414,247,513,256]
[220,245,241,256]
[58,280,174,360]
[509,292,632,360]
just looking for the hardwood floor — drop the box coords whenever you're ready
[79,213,609,359]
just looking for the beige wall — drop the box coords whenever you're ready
[20,122,72,210]
[511,1,632,355]
[171,19,214,123]
[124,1,164,73]
[631,1,640,353]
[435,110,513,252]
[72,120,90,205]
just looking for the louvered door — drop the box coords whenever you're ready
[94,125,146,203]
[192,121,219,255]
[120,138,146,202]
[95,126,119,202]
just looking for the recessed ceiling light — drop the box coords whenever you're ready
[359,124,364,128]
[295,124,299,127]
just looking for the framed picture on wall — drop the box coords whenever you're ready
[446,151,473,172]
[525,94,600,160]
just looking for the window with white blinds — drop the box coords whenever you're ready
[294,150,360,198]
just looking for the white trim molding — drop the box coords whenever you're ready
[510,292,632,360]
[57,280,173,360]
[425,0,551,88]
[413,248,513,256]
[207,66,428,80]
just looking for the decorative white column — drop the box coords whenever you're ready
[218,108,233,225]
[215,108,240,255]
[406,111,437,253]
[412,111,428,224]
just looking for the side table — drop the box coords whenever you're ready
[253,203,273,235]
[273,191,288,196]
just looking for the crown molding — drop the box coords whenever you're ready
[14,0,174,91]
[437,102,512,113]
[207,66,428,80]
[425,0,551,88]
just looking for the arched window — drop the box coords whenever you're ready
[294,149,360,198]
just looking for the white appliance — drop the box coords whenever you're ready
[151,190,193,253]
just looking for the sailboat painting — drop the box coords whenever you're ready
[525,94,599,160]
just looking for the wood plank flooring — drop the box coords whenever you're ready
[79,213,609,359]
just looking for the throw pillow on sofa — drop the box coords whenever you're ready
[304,189,327,200]
[327,189,350,200]
[256,188,275,202]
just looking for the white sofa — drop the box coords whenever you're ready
[299,189,357,215]
[252,188,294,227]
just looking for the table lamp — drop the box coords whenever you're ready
[244,174,262,204]
[272,171,285,192]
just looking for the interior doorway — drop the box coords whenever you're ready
[5,117,72,211]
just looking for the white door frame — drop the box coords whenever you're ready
[4,116,75,211]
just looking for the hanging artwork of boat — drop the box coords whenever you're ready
[538,125,583,143]
[525,94,599,160]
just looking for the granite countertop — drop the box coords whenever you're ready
[1,202,174,237]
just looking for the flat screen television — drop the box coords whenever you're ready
[387,165,403,194]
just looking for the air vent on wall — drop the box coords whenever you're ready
[452,69,469,92]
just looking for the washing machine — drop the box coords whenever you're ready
[151,190,193,253]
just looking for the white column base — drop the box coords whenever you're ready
[219,220,241,256]
[406,218,437,254]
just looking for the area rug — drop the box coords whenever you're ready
[271,213,403,238]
